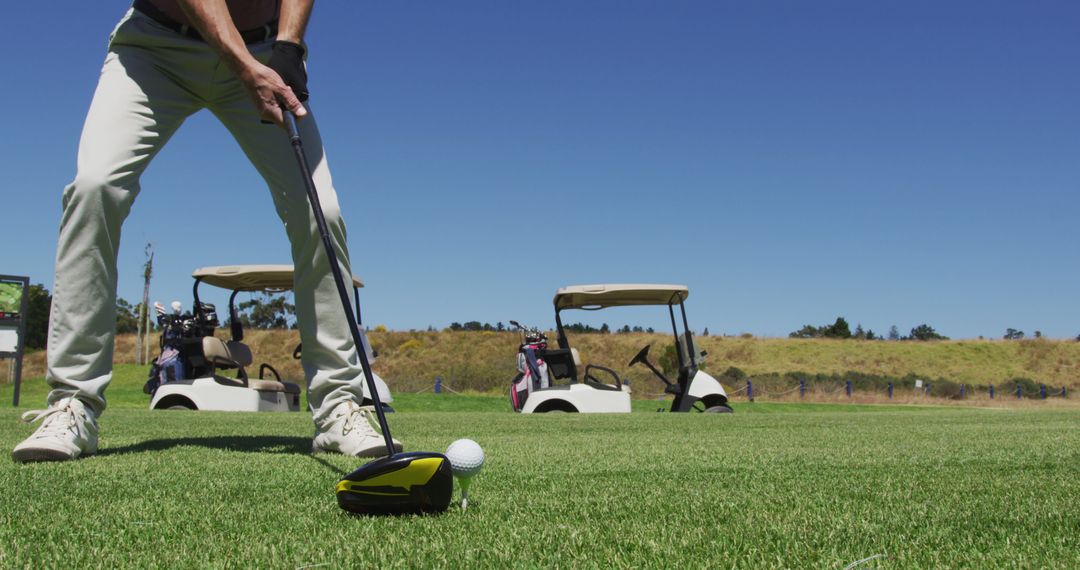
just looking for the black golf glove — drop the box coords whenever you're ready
[269,40,308,102]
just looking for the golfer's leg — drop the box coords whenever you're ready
[211,99,366,423]
[48,14,198,416]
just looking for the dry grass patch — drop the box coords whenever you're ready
[9,332,1080,397]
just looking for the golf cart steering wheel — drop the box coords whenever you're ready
[629,344,652,367]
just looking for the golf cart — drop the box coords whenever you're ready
[509,319,632,413]
[146,265,393,412]
[512,284,731,414]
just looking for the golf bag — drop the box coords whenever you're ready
[509,322,549,412]
[143,300,219,395]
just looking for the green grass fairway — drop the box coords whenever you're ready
[2,386,1079,567]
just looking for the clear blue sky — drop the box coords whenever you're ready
[3,1,1078,339]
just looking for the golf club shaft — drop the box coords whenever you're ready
[283,111,396,455]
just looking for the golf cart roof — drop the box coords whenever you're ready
[554,284,689,310]
[192,265,364,292]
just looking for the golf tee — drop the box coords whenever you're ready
[459,476,472,511]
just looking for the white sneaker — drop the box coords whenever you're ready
[12,398,99,463]
[312,400,403,457]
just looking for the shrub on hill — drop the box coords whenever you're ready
[908,324,948,341]
[789,317,853,339]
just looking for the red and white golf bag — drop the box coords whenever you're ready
[509,322,549,411]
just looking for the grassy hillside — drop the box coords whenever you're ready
[8,331,1079,397]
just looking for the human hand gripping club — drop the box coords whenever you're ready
[254,40,308,125]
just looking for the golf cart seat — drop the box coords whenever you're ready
[248,379,291,392]
[566,347,623,391]
[202,337,253,370]
[202,337,301,394]
[538,348,580,382]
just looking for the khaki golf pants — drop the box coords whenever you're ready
[47,8,368,423]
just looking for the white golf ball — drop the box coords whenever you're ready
[445,439,485,478]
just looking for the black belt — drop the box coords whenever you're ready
[133,0,277,44]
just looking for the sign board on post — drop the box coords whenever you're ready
[0,275,30,406]
[0,327,18,352]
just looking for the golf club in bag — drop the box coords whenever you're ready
[283,111,452,515]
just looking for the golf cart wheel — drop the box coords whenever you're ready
[167,404,194,411]
[534,401,578,413]
[704,405,733,413]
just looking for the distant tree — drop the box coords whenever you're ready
[866,329,877,340]
[496,322,505,332]
[462,321,483,331]
[632,326,643,333]
[449,322,463,331]
[427,325,435,332]
[1004,328,1024,340]
[619,325,631,334]
[909,324,947,341]
[1034,330,1042,339]
[116,298,140,334]
[789,324,822,339]
[237,293,296,329]
[646,327,654,333]
[24,284,52,350]
[565,322,608,334]
[482,322,493,331]
[134,243,154,365]
[702,327,709,337]
[136,303,154,331]
[790,317,853,339]
[888,325,900,341]
[853,324,866,340]
[822,317,852,339]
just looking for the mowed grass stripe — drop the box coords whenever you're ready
[1,404,1078,568]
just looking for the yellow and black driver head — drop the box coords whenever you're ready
[336,452,454,515]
